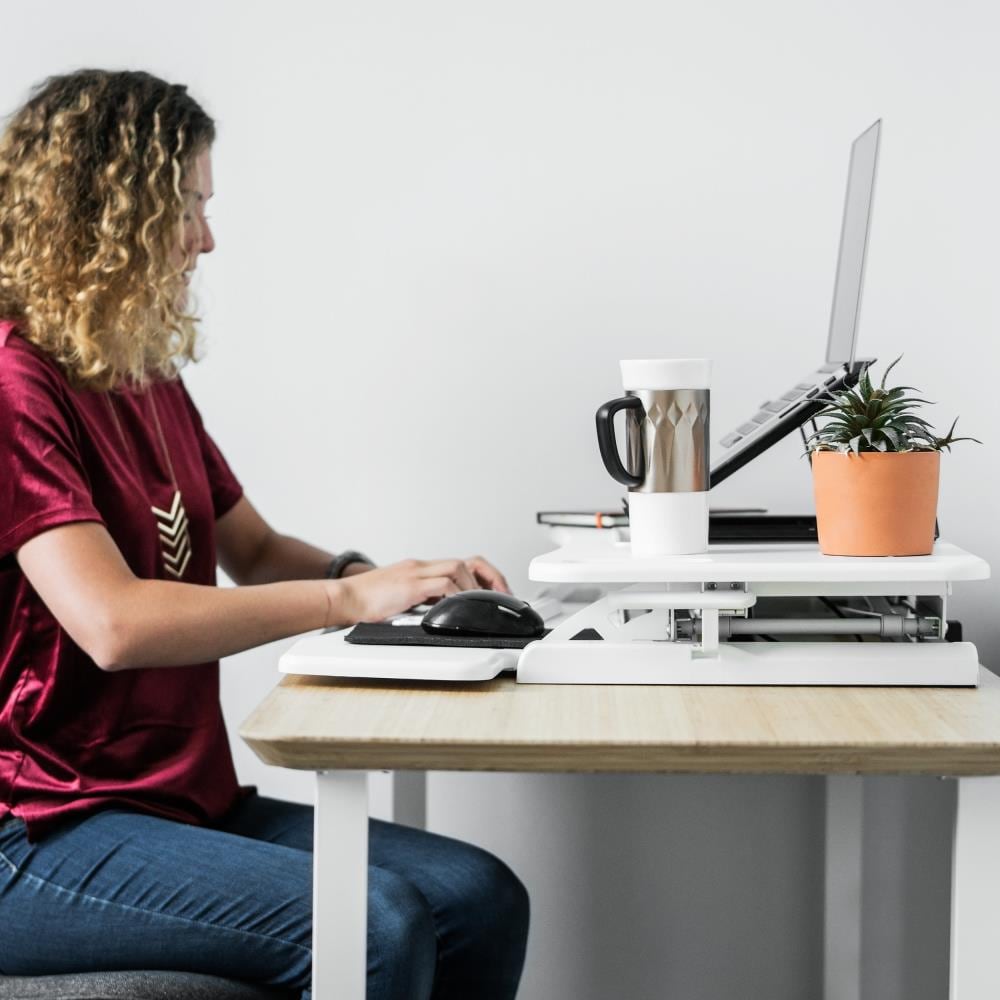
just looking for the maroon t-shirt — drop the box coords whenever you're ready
[0,319,246,841]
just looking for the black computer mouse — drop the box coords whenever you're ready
[421,590,545,639]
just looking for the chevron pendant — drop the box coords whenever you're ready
[151,489,192,579]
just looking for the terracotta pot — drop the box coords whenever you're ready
[811,450,940,556]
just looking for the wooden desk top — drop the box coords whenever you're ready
[240,668,1000,776]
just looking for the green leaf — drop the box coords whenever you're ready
[879,355,903,390]
[933,416,983,451]
[880,397,934,411]
[883,386,921,400]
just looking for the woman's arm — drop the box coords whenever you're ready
[215,496,363,585]
[215,496,511,592]
[16,521,486,671]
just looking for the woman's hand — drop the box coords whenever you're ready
[331,556,511,627]
[462,555,511,594]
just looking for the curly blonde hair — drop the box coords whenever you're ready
[0,69,215,389]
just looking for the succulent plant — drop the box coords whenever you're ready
[805,356,981,455]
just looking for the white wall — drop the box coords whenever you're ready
[4,2,998,997]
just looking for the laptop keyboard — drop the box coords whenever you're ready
[719,379,833,449]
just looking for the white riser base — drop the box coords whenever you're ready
[529,540,990,585]
[517,639,980,685]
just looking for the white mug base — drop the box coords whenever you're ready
[628,491,709,556]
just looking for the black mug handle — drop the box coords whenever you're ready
[596,395,644,489]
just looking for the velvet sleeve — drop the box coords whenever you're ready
[0,348,104,561]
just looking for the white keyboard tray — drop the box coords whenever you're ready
[280,628,516,682]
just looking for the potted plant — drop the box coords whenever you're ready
[805,357,980,556]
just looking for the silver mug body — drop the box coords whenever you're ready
[623,388,710,494]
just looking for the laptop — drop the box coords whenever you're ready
[709,119,881,488]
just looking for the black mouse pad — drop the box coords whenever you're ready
[345,624,549,650]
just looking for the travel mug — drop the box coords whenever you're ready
[596,359,711,556]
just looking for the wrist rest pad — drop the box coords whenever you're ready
[346,624,550,650]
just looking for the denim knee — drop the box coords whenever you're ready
[456,843,531,943]
[367,870,437,1000]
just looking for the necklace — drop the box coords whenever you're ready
[104,388,193,580]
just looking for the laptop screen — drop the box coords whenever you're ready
[825,120,880,367]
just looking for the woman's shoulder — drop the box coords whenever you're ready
[1,320,69,383]
[0,319,76,415]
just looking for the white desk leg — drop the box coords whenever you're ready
[950,776,1000,999]
[313,770,368,1000]
[392,771,427,829]
[824,775,863,1000]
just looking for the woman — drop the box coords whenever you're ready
[0,69,529,999]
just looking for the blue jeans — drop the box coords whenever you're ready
[0,794,529,999]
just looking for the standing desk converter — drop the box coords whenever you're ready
[241,667,1000,1000]
[243,539,995,999]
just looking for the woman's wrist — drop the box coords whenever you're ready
[322,577,356,629]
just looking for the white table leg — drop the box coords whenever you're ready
[950,776,1000,998]
[391,771,427,829]
[824,775,863,1000]
[313,770,368,1000]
